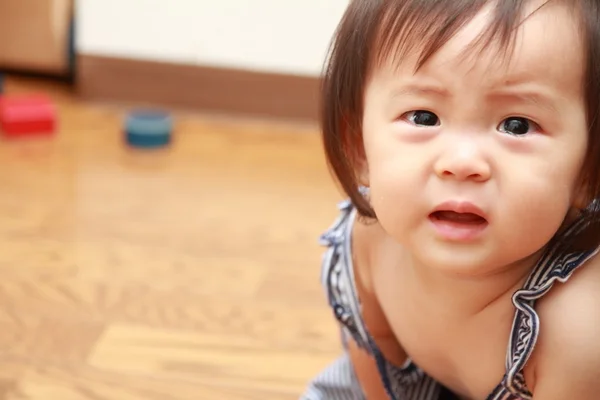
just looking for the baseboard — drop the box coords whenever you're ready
[76,54,321,122]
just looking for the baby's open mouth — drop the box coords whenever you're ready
[430,210,487,225]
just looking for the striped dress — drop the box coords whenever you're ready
[300,199,600,400]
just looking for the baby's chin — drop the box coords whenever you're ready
[405,238,542,280]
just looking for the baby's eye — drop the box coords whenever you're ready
[403,110,440,127]
[498,117,540,136]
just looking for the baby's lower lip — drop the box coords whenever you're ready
[428,211,488,241]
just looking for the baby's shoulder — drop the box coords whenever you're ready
[529,251,600,397]
[536,249,600,335]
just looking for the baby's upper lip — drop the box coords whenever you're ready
[431,200,488,220]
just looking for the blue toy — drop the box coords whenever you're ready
[124,109,172,148]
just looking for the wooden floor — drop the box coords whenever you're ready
[0,77,344,399]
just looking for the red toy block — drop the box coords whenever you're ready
[0,94,57,138]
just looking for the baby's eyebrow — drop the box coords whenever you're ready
[486,90,560,114]
[390,83,450,99]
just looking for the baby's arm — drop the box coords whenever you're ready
[348,217,408,399]
[528,255,600,399]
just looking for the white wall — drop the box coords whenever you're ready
[76,0,349,77]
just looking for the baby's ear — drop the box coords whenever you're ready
[572,179,591,210]
[355,154,370,188]
[340,118,370,187]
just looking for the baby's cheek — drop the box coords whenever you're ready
[508,180,571,236]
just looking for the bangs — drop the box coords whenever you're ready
[371,0,543,73]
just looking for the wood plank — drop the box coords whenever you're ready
[88,323,338,395]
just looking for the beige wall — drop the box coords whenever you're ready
[76,0,349,77]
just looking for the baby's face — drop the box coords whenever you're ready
[359,1,588,275]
